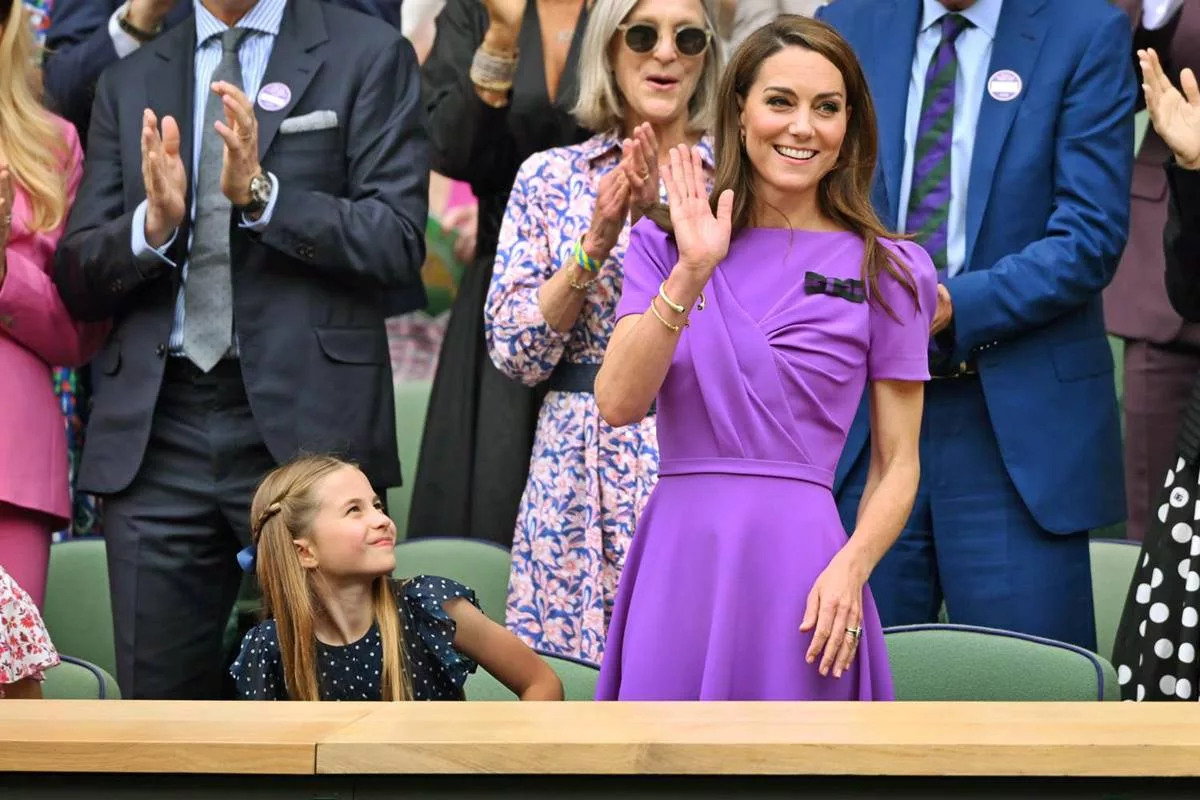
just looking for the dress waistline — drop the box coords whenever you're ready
[657,458,833,489]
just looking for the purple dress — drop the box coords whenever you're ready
[595,222,937,701]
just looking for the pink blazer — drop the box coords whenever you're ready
[0,118,108,524]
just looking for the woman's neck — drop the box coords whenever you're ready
[750,184,835,231]
[312,577,376,646]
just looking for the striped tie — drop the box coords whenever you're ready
[906,13,971,273]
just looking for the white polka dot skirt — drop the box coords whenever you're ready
[1114,456,1200,702]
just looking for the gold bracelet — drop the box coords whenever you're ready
[659,280,706,314]
[567,267,596,292]
[649,296,687,333]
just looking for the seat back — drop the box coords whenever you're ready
[42,539,117,679]
[40,655,120,699]
[465,650,599,701]
[387,379,433,541]
[1090,538,1141,663]
[393,537,511,624]
[884,623,1118,701]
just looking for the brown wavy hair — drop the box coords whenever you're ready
[648,15,917,317]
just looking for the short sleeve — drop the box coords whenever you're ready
[230,622,287,700]
[867,240,938,381]
[402,576,481,689]
[615,218,677,321]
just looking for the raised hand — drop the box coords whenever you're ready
[140,109,187,248]
[480,0,527,43]
[622,122,661,224]
[663,144,733,278]
[211,81,263,208]
[1140,48,1200,169]
[581,167,631,264]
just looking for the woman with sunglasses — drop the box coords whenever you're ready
[484,0,721,663]
[411,0,596,550]
[594,16,934,699]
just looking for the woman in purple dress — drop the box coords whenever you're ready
[593,15,936,700]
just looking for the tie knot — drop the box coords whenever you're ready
[940,13,971,43]
[217,27,251,54]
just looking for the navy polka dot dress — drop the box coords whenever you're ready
[230,576,479,701]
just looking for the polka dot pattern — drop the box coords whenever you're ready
[229,576,480,701]
[1114,458,1200,703]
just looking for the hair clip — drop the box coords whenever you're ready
[237,543,257,575]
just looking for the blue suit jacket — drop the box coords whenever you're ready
[818,0,1135,534]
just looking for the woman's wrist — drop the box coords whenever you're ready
[483,25,519,54]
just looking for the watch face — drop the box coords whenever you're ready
[250,174,271,204]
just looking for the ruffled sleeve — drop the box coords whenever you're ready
[0,567,59,685]
[401,575,481,691]
[230,621,287,700]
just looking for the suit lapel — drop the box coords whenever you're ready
[256,0,329,160]
[869,0,921,227]
[964,0,1047,268]
[146,16,198,199]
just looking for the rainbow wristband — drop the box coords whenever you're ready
[574,236,603,273]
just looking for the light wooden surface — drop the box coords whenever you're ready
[2,701,1199,777]
[317,702,1200,777]
[0,701,374,774]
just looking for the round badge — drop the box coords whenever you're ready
[987,69,1022,102]
[257,82,292,112]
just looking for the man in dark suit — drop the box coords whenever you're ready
[53,0,428,699]
[41,0,400,140]
[1105,1,1200,542]
[820,0,1134,650]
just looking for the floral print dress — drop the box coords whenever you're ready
[485,131,714,664]
[0,566,59,690]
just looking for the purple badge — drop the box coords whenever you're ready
[257,82,291,112]
[987,70,1022,102]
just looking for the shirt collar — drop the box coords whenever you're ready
[920,0,1002,41]
[579,129,716,169]
[194,0,286,49]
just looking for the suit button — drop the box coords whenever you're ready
[110,278,123,292]
[155,343,166,357]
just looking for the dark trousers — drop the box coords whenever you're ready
[1122,340,1200,541]
[837,376,1097,651]
[102,359,275,699]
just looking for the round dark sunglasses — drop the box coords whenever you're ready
[617,23,712,57]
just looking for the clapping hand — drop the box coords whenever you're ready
[140,109,187,248]
[622,122,661,224]
[1140,48,1200,169]
[582,167,631,264]
[663,143,733,280]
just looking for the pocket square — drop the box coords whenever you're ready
[279,110,338,134]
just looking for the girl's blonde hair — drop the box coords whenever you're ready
[0,0,75,232]
[250,455,410,701]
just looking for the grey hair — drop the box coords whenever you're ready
[572,0,723,134]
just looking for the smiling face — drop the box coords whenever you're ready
[294,466,397,580]
[610,0,710,130]
[738,45,849,214]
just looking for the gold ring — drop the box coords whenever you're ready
[640,170,650,180]
[846,625,862,639]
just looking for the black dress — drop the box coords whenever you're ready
[408,0,592,547]
[1113,162,1200,701]
[229,576,479,700]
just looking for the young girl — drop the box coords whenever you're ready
[230,455,563,701]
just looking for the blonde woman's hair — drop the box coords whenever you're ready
[573,0,723,133]
[0,0,74,232]
[250,455,410,701]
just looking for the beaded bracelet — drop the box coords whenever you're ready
[574,236,603,273]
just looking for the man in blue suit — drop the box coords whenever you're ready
[818,0,1135,650]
